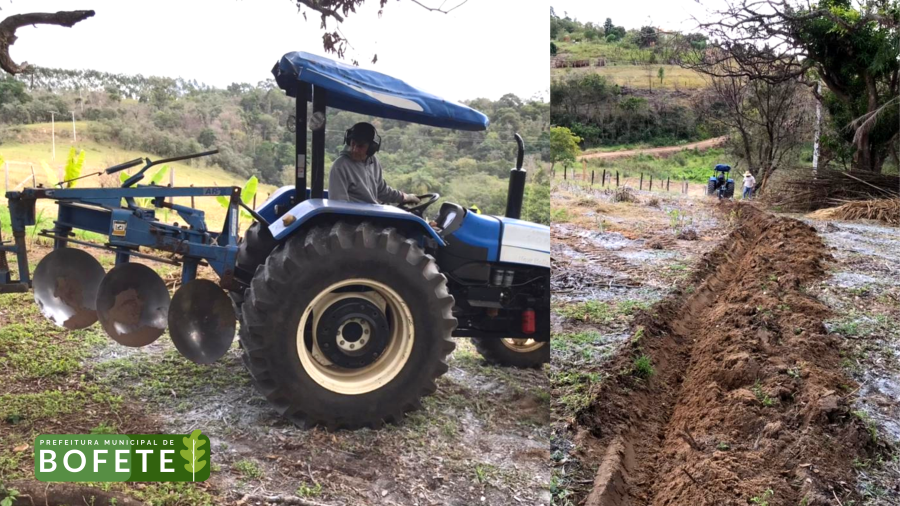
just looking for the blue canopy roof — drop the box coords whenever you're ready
[714,164,732,172]
[273,52,489,131]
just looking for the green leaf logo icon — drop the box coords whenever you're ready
[180,429,207,481]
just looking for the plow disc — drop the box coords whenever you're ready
[96,263,170,347]
[33,249,106,329]
[168,279,236,364]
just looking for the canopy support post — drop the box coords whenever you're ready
[311,86,327,200]
[294,83,309,205]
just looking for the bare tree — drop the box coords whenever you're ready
[682,0,899,173]
[701,57,813,192]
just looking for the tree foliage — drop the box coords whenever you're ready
[549,126,581,172]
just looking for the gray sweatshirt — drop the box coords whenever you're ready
[328,149,404,204]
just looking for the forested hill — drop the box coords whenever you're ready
[0,66,550,223]
[550,12,723,149]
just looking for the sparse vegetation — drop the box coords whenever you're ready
[631,354,654,379]
[752,380,776,408]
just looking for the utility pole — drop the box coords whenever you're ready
[50,111,57,160]
[812,81,821,178]
[71,111,77,143]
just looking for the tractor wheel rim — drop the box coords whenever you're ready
[500,338,545,353]
[297,278,414,395]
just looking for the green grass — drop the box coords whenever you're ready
[554,39,653,62]
[552,64,707,90]
[556,300,649,324]
[586,148,727,184]
[551,207,571,223]
[750,489,774,506]
[631,355,654,379]
[0,387,122,425]
[93,347,248,409]
[0,293,108,381]
[551,370,601,413]
[752,380,776,408]
[232,459,264,480]
[297,482,323,498]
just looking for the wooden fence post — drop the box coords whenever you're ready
[591,171,594,186]
[640,173,643,190]
[666,177,670,192]
[616,171,619,187]
[649,174,653,191]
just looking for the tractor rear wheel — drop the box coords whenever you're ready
[725,181,735,198]
[706,180,716,196]
[473,337,549,368]
[239,221,456,430]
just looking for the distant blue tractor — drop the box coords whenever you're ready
[707,164,735,199]
[0,52,550,430]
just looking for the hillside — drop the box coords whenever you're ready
[1,124,278,227]
[550,14,721,150]
[0,68,551,225]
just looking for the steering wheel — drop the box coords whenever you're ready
[399,193,440,217]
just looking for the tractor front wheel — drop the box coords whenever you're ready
[239,221,456,430]
[472,337,549,368]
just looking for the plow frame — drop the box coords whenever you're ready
[0,184,247,294]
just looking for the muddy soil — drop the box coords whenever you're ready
[578,205,877,506]
[0,243,550,506]
[803,217,900,503]
[550,182,728,504]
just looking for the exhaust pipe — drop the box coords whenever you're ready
[505,133,526,219]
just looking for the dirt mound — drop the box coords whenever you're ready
[577,204,876,506]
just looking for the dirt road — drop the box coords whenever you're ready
[579,136,727,161]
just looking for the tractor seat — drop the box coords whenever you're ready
[435,202,466,237]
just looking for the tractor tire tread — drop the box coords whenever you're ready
[239,221,456,430]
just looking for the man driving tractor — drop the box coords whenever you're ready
[328,122,421,206]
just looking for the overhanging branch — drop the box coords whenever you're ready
[0,10,95,74]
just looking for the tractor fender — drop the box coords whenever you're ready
[267,198,445,246]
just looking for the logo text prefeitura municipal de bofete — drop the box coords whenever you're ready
[34,430,210,482]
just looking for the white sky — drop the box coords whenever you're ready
[4,0,548,102]
[551,0,719,32]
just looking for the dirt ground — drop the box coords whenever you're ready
[550,178,900,506]
[0,241,551,506]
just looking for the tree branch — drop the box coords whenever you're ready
[409,0,469,13]
[0,10,95,74]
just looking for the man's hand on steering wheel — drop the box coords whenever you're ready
[399,192,440,216]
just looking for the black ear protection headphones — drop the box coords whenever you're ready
[344,123,382,158]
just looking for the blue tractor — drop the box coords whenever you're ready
[707,164,735,198]
[0,52,550,429]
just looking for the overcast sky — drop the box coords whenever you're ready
[551,0,718,32]
[4,0,548,102]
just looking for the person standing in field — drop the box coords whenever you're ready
[742,171,756,199]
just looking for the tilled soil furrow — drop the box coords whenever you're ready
[580,205,878,506]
